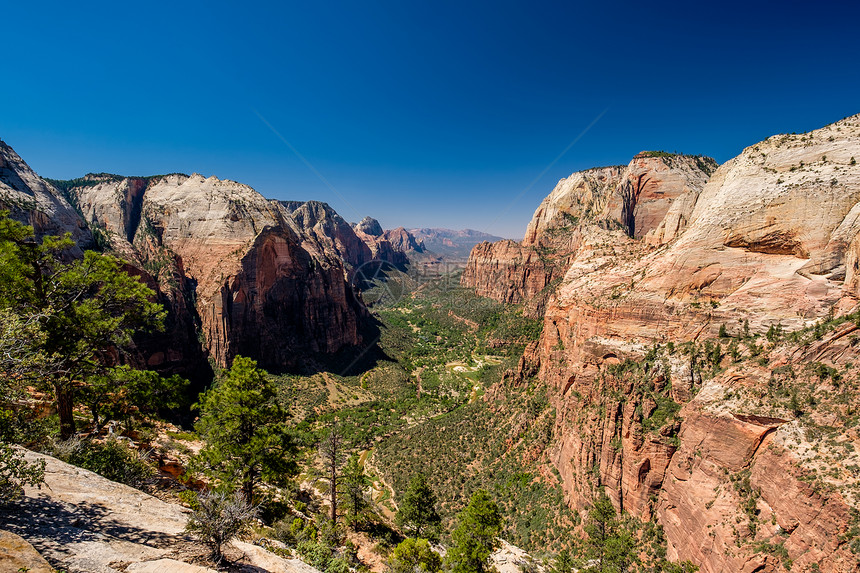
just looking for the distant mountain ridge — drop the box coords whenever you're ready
[408,227,504,259]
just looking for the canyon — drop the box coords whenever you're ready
[3,113,860,572]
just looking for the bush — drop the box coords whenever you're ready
[51,437,154,487]
[297,539,333,570]
[185,490,258,561]
[389,538,442,573]
[0,442,45,504]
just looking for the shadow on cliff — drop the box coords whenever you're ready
[295,313,392,377]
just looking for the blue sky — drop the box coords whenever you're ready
[2,1,858,239]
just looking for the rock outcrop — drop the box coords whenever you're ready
[279,200,372,271]
[68,173,367,370]
[470,115,860,572]
[0,140,91,245]
[353,216,425,266]
[462,155,716,316]
[0,448,322,573]
[0,529,53,573]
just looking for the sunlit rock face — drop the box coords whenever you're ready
[67,172,367,371]
[474,115,860,572]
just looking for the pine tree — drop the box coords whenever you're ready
[581,492,637,573]
[194,356,296,502]
[0,211,165,439]
[389,537,442,573]
[446,489,503,573]
[396,472,441,539]
[319,420,346,522]
[340,453,370,528]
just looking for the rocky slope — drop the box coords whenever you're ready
[470,115,860,571]
[280,200,372,271]
[462,154,716,316]
[0,140,91,246]
[0,448,321,573]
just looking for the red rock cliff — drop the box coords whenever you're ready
[476,116,860,571]
[70,173,367,371]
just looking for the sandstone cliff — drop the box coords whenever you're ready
[353,216,425,266]
[279,200,372,271]
[473,115,860,571]
[67,173,367,370]
[462,154,716,316]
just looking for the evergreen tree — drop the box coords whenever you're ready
[194,356,296,502]
[0,212,165,439]
[549,549,575,573]
[319,420,346,522]
[340,453,370,528]
[580,492,637,573]
[446,489,503,573]
[396,472,441,539]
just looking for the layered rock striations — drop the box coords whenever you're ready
[473,115,860,572]
[353,216,425,266]
[68,173,367,370]
[462,154,717,315]
[279,200,372,271]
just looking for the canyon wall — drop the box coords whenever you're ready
[68,173,368,371]
[0,140,91,246]
[462,155,716,316]
[472,115,860,571]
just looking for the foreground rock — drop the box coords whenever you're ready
[1,448,190,572]
[0,529,54,573]
[0,448,320,573]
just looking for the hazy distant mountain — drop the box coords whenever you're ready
[408,228,504,258]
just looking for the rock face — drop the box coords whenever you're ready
[462,155,716,316]
[0,529,53,573]
[69,173,367,370]
[1,448,191,572]
[469,115,860,572]
[280,200,372,271]
[0,139,91,245]
[353,216,425,266]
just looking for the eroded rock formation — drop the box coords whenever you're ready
[0,140,91,246]
[471,115,860,571]
[353,216,425,266]
[462,154,716,316]
[68,173,367,370]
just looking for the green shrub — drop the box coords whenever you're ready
[0,442,45,504]
[51,437,154,487]
[297,540,333,570]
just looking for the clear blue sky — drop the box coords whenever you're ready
[2,1,858,239]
